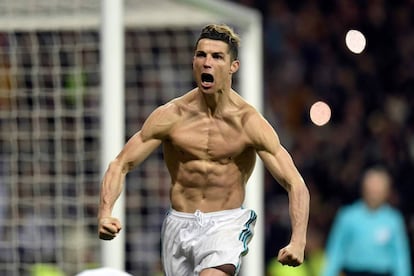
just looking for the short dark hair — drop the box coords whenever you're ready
[196,24,240,61]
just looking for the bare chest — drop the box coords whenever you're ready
[169,117,247,160]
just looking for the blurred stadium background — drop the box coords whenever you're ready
[0,0,413,275]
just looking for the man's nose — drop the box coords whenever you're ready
[203,55,212,67]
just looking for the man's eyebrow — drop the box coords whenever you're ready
[195,50,226,55]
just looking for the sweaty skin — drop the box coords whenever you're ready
[98,38,310,268]
[162,90,256,212]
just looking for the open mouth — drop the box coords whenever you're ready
[201,73,214,87]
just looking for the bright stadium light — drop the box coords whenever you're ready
[310,101,332,126]
[345,29,366,54]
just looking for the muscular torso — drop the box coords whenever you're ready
[161,90,257,213]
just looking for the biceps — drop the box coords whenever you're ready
[117,131,162,170]
[258,146,303,190]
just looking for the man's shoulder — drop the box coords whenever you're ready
[228,92,261,123]
[141,94,192,139]
[230,89,256,110]
[337,201,363,217]
[165,89,199,112]
[154,90,195,114]
[381,204,404,219]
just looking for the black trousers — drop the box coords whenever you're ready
[343,269,391,276]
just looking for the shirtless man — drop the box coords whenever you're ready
[98,24,310,276]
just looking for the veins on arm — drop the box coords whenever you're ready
[244,111,303,190]
[246,112,309,247]
[123,102,179,170]
[98,103,178,217]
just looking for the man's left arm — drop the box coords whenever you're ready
[246,112,310,266]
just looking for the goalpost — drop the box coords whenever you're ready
[104,1,264,275]
[0,0,263,275]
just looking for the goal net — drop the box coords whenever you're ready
[0,0,262,275]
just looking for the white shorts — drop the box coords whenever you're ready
[161,208,257,276]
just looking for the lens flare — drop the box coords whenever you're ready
[310,101,331,126]
[345,29,366,54]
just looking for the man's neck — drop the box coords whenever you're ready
[200,88,230,117]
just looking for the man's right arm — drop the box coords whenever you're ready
[98,103,177,239]
[98,131,162,239]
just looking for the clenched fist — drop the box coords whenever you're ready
[277,243,304,267]
[98,217,122,240]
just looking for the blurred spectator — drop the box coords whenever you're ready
[0,33,11,110]
[323,166,411,276]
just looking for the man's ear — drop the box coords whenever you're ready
[230,59,240,74]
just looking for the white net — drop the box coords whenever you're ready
[0,29,102,275]
[0,25,203,276]
[0,0,259,275]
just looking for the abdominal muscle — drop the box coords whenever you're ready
[168,159,246,213]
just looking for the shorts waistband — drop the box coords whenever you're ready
[169,207,243,219]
